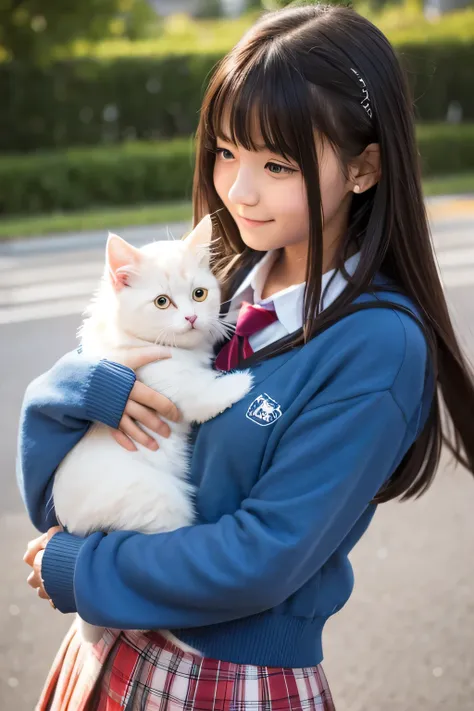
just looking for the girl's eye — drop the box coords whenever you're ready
[215,148,295,175]
[267,162,295,175]
[154,295,171,309]
[193,287,208,302]
[215,148,234,160]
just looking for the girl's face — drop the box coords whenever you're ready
[213,121,352,253]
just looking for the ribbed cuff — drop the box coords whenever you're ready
[85,360,136,428]
[42,532,86,614]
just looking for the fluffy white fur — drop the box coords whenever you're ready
[52,216,253,649]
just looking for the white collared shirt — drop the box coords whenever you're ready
[224,250,361,352]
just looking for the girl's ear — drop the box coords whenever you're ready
[106,233,141,291]
[349,143,381,194]
[183,214,213,265]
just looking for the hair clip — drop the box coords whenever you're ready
[350,68,373,120]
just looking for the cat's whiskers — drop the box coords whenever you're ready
[153,328,168,347]
[216,318,236,336]
[207,316,234,343]
[209,326,226,344]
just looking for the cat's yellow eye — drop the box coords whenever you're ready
[192,288,208,302]
[154,295,171,309]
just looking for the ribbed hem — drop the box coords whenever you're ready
[42,532,86,614]
[169,613,326,668]
[85,360,136,428]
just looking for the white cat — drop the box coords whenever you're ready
[52,215,254,649]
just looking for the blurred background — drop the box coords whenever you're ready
[1,0,473,709]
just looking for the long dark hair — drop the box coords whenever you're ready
[191,2,474,503]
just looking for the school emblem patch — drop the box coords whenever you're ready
[246,393,282,427]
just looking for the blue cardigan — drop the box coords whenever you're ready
[16,290,433,667]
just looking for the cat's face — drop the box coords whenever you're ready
[105,225,224,349]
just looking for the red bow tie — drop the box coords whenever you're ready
[215,301,278,371]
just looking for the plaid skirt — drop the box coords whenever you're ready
[37,620,335,711]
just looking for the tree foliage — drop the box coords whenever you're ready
[0,0,158,62]
[257,0,347,9]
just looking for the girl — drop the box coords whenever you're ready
[19,3,474,710]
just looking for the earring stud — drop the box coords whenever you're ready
[353,185,361,194]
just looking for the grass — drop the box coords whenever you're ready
[0,174,473,241]
[0,200,193,240]
[422,172,474,197]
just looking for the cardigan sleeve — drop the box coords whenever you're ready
[16,349,136,531]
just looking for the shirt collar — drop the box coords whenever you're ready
[226,250,361,334]
[230,250,277,303]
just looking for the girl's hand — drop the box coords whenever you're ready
[24,526,63,606]
[107,346,182,452]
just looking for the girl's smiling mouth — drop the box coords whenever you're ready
[237,216,274,227]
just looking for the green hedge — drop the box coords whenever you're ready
[0,139,196,215]
[1,124,473,216]
[2,31,474,153]
[0,54,215,153]
[399,42,474,123]
[417,123,474,175]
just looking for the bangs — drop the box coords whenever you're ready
[205,49,316,165]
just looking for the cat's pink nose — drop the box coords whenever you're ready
[185,315,197,326]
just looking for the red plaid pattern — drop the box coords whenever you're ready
[37,622,335,711]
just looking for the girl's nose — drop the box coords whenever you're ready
[228,170,259,207]
[185,315,197,326]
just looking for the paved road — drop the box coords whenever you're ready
[1,203,473,710]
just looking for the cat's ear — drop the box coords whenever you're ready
[183,214,213,265]
[106,233,141,291]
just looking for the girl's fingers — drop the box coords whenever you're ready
[124,400,171,438]
[24,526,63,566]
[118,415,159,451]
[111,428,137,452]
[27,568,41,589]
[130,382,181,423]
[46,526,63,541]
[27,551,50,601]
[23,533,47,566]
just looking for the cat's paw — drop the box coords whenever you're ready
[187,370,254,423]
[222,370,254,406]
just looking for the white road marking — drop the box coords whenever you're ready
[1,224,472,325]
